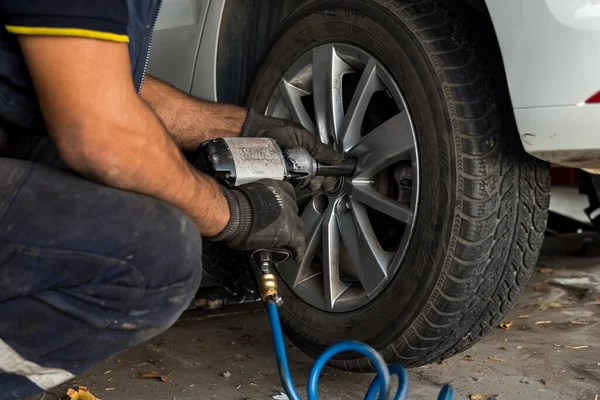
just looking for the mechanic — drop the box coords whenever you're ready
[0,1,342,398]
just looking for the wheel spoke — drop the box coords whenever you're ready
[339,60,385,151]
[351,183,413,223]
[312,45,351,144]
[299,195,327,278]
[349,112,414,178]
[322,202,351,310]
[278,195,325,286]
[279,79,316,133]
[292,222,323,286]
[338,202,391,295]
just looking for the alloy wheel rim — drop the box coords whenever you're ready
[266,43,420,312]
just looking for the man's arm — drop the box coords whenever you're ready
[141,75,247,152]
[18,36,229,236]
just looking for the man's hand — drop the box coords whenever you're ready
[211,180,306,260]
[241,110,343,191]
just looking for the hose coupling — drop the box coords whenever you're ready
[252,250,290,307]
[259,273,283,306]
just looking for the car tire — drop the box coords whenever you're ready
[246,0,551,370]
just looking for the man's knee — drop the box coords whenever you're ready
[124,202,203,331]
[130,200,203,290]
[0,162,204,332]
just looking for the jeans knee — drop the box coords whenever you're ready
[128,198,203,287]
[121,202,204,332]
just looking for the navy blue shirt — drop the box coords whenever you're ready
[0,0,160,137]
[0,1,130,43]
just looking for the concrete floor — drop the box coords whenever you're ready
[46,255,600,400]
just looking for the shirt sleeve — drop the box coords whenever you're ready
[0,0,129,43]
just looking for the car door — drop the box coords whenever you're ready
[146,0,211,94]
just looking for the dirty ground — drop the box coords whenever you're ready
[40,254,600,400]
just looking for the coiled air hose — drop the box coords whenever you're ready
[266,302,454,400]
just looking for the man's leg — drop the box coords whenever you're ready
[0,158,203,399]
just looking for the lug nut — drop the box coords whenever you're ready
[336,196,351,213]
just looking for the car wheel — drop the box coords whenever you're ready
[246,0,551,370]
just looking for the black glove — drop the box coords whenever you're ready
[210,179,306,260]
[242,110,343,190]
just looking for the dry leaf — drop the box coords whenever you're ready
[541,379,548,386]
[517,315,529,319]
[488,355,504,362]
[539,267,554,274]
[570,321,588,325]
[520,379,530,384]
[139,371,168,382]
[548,302,562,308]
[67,386,100,400]
[500,347,508,351]
[464,355,474,361]
[470,395,500,400]
[499,321,513,329]
[438,360,448,365]
[535,320,552,325]
[564,345,589,349]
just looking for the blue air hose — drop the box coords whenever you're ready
[266,302,454,400]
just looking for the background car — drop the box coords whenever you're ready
[147,0,600,369]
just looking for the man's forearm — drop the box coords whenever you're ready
[141,75,247,152]
[70,99,231,237]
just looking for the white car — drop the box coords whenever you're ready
[149,0,599,369]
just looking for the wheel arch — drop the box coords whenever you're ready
[215,0,512,109]
[215,0,305,105]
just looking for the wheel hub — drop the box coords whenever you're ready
[266,43,420,312]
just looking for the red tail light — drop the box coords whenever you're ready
[585,90,600,104]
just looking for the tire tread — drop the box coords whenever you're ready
[325,0,550,370]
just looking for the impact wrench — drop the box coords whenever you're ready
[194,137,454,400]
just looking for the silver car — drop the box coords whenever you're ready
[148,0,600,369]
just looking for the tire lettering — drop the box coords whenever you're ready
[318,9,365,18]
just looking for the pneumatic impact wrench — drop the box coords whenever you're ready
[193,136,357,285]
[194,137,357,188]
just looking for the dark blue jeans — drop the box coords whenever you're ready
[0,141,203,399]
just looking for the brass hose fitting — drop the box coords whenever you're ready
[259,273,278,302]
